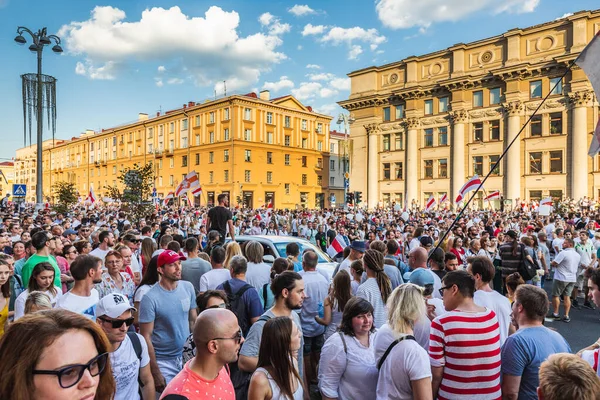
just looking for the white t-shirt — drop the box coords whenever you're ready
[134,284,154,303]
[245,262,272,294]
[199,269,231,292]
[111,333,150,400]
[553,248,581,283]
[338,257,353,276]
[56,289,100,321]
[129,255,141,274]
[90,247,111,263]
[426,297,446,318]
[552,238,565,253]
[474,289,512,347]
[14,288,63,320]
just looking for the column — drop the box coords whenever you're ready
[503,101,523,201]
[404,118,419,206]
[570,91,592,200]
[365,124,379,209]
[449,110,468,203]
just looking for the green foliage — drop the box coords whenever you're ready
[52,181,78,214]
[104,163,154,222]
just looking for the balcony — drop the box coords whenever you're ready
[94,161,101,167]
[119,140,124,145]
[154,150,163,157]
[101,160,107,166]
[165,148,174,157]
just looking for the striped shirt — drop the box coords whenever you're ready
[429,308,501,400]
[356,278,387,328]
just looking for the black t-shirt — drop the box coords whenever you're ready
[207,206,232,238]
[326,229,336,243]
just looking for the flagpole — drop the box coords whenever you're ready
[429,58,577,261]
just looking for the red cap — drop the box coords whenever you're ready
[526,225,535,231]
[158,250,186,267]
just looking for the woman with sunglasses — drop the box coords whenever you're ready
[0,308,116,399]
[15,262,63,320]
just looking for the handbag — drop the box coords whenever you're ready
[518,244,537,281]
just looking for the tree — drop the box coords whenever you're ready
[52,181,78,214]
[104,162,154,222]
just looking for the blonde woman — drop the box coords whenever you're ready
[374,283,432,400]
[224,241,242,269]
[24,291,52,314]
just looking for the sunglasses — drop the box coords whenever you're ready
[99,316,134,329]
[32,352,108,389]
[211,328,243,344]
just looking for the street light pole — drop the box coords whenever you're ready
[14,26,62,209]
[337,113,354,208]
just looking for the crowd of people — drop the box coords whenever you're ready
[0,193,599,399]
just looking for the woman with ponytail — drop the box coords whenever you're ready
[356,249,391,328]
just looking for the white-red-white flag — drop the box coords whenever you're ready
[575,30,600,155]
[439,193,448,203]
[191,186,202,197]
[163,191,174,207]
[540,197,553,206]
[425,195,436,211]
[485,190,501,201]
[86,187,97,204]
[327,234,347,257]
[264,201,273,221]
[175,171,200,197]
[455,175,482,203]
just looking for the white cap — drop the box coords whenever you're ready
[96,293,136,319]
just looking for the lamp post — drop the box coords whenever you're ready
[14,26,62,209]
[337,113,354,208]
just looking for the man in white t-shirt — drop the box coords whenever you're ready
[90,230,116,263]
[468,256,513,346]
[97,293,154,400]
[550,238,581,322]
[199,246,230,292]
[551,229,565,255]
[57,254,103,321]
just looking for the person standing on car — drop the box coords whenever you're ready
[206,194,235,245]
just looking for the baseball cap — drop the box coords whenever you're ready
[419,236,434,247]
[408,268,435,287]
[63,228,77,237]
[96,293,136,319]
[158,250,186,267]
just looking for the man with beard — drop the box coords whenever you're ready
[90,230,116,262]
[56,254,103,320]
[139,250,198,395]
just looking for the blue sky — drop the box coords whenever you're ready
[0,0,596,160]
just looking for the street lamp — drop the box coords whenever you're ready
[14,26,62,209]
[337,113,355,207]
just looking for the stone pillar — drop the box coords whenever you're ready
[404,118,419,206]
[365,123,380,209]
[570,91,592,200]
[449,110,468,203]
[502,101,523,201]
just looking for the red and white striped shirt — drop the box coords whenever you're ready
[429,308,501,400]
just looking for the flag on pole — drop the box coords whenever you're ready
[86,187,97,204]
[425,195,436,211]
[455,175,482,203]
[327,234,347,257]
[484,190,501,201]
[439,193,448,204]
[187,195,193,208]
[175,171,200,197]
[163,191,174,207]
[191,186,202,197]
[540,197,553,206]
[575,30,600,155]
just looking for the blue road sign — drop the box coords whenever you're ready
[12,184,26,197]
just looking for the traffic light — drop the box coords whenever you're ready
[355,191,363,204]
[346,192,354,204]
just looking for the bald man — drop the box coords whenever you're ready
[406,247,443,300]
[161,309,242,400]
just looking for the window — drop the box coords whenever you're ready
[244,170,251,182]
[489,155,500,176]
[159,159,163,169]
[170,122,175,133]
[112,166,117,174]
[330,160,335,170]
[209,132,214,143]
[182,155,188,167]
[224,170,229,182]
[301,119,308,130]
[267,171,273,183]
[530,152,542,174]
[424,100,433,115]
[209,112,215,124]
[383,134,390,151]
[473,122,483,142]
[209,152,214,163]
[112,137,117,146]
[490,88,501,105]
[317,141,323,151]
[550,113,562,134]
[195,135,200,146]
[181,137,188,148]
[285,116,291,128]
[490,120,500,141]
[383,163,390,180]
[209,172,214,183]
[244,108,252,120]
[530,115,542,137]
[473,156,483,176]
[224,108,229,120]
[317,158,323,168]
[530,190,542,201]
[302,156,307,167]
[550,150,563,173]
[550,77,563,96]
[473,90,483,107]
[395,105,404,119]
[439,97,449,113]
[284,136,290,146]
[90,143,94,151]
[285,183,290,194]
[424,160,433,178]
[530,80,542,98]
[169,175,174,186]
[285,154,290,165]
[549,190,563,201]
[424,129,433,147]
[267,132,273,144]
[182,119,188,130]
[330,177,335,186]
[266,112,273,124]
[267,152,272,164]
[148,127,154,139]
[159,125,164,136]
[302,174,307,185]
[224,150,229,162]
[317,123,323,134]
[245,150,252,162]
[224,128,230,140]
[168,158,174,168]
[195,153,200,165]
[439,159,448,178]
[244,129,252,141]
[195,115,200,126]
[302,138,308,148]
[395,162,403,180]
[395,133,403,150]
[438,127,448,146]
[383,107,391,121]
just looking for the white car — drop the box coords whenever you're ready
[230,235,338,280]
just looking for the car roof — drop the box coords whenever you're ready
[235,235,309,244]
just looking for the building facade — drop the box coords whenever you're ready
[0,162,15,198]
[14,140,58,203]
[327,131,349,207]
[339,10,600,209]
[36,91,331,209]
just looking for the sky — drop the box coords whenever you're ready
[0,0,597,160]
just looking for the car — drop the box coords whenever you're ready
[228,235,338,280]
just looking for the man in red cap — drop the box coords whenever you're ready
[139,250,198,396]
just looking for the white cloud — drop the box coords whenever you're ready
[292,82,322,101]
[302,23,326,36]
[308,72,335,81]
[292,72,350,102]
[75,62,86,75]
[258,12,291,36]
[306,64,321,69]
[259,12,274,26]
[59,5,286,88]
[556,12,573,20]
[167,78,184,85]
[157,65,166,73]
[348,45,363,60]
[155,79,164,87]
[376,0,540,29]
[314,103,339,116]
[263,76,295,92]
[330,77,350,91]
[297,45,303,50]
[319,87,337,97]
[288,4,316,17]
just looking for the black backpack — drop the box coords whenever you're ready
[222,281,253,336]
[127,332,145,397]
[518,244,538,281]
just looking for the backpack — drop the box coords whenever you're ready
[127,332,145,396]
[262,283,270,312]
[518,244,537,281]
[117,219,125,232]
[222,281,253,336]
[377,334,416,370]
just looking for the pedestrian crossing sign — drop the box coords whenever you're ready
[12,184,26,197]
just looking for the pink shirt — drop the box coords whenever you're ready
[160,361,235,400]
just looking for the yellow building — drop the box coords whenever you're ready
[339,9,600,209]
[14,140,58,203]
[39,91,331,209]
[0,162,15,198]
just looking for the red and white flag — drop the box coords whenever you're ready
[86,187,97,204]
[175,171,200,197]
[163,191,174,207]
[575,30,600,155]
[485,190,501,201]
[327,234,347,257]
[540,197,553,206]
[191,186,202,197]
[425,195,436,211]
[439,193,448,203]
[455,175,482,203]
[264,201,273,220]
